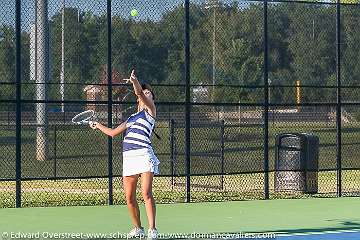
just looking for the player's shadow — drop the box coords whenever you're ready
[259,219,360,236]
[326,219,360,228]
[199,220,360,240]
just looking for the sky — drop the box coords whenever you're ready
[1,0,261,32]
[0,0,335,33]
[1,0,185,32]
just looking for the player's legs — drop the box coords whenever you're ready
[140,172,156,230]
[123,174,142,228]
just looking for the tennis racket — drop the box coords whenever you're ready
[71,110,95,125]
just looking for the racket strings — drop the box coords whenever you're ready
[72,110,94,124]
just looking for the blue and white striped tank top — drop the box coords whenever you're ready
[123,109,155,152]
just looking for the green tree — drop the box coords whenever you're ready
[215,3,264,103]
[287,4,336,103]
[0,25,15,100]
[50,7,88,101]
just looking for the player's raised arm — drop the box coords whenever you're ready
[129,70,155,113]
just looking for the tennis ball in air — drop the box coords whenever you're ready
[130,9,139,17]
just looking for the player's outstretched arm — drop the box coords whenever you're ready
[90,121,127,138]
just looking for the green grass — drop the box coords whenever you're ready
[2,122,360,171]
[1,122,360,207]
[0,171,359,208]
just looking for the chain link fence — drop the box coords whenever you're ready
[1,0,360,208]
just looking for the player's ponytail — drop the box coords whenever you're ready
[141,83,160,140]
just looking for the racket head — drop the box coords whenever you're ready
[112,78,133,102]
[72,110,95,125]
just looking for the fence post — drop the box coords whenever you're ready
[107,0,113,205]
[220,120,225,190]
[170,119,175,190]
[336,0,342,197]
[8,105,10,125]
[15,0,22,208]
[184,0,191,203]
[53,126,57,179]
[263,0,270,200]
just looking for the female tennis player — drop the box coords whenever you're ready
[89,70,159,239]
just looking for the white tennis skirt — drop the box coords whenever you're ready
[122,148,160,177]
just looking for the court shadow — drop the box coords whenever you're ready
[251,219,360,236]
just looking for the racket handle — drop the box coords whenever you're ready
[89,121,98,130]
[153,130,161,140]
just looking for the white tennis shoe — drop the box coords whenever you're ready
[147,228,158,240]
[127,227,145,239]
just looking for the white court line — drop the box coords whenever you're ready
[276,228,360,237]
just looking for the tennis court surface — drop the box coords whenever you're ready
[0,197,359,239]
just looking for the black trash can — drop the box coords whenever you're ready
[274,133,319,193]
